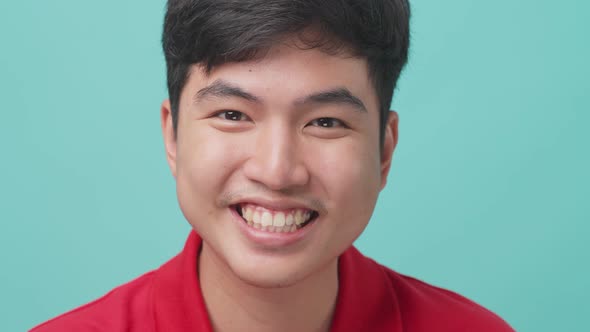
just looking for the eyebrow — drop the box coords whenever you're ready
[194,79,367,113]
[194,79,260,103]
[295,88,367,113]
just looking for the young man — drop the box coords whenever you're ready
[32,0,514,331]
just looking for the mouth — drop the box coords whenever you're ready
[232,203,319,233]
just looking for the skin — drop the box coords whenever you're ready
[161,39,399,332]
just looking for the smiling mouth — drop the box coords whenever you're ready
[233,203,319,233]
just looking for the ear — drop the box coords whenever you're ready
[380,110,399,190]
[161,99,178,178]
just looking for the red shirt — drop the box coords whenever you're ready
[31,231,514,331]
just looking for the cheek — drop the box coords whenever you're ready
[175,128,246,224]
[177,125,247,180]
[306,140,382,257]
[310,140,382,217]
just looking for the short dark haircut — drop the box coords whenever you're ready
[162,0,411,146]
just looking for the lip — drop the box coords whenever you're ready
[229,206,318,248]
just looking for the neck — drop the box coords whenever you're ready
[199,243,339,332]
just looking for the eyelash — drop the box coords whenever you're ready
[308,117,347,129]
[215,110,251,121]
[215,111,347,129]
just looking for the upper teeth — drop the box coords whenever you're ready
[241,204,312,227]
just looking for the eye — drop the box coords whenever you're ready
[308,117,347,128]
[216,110,250,121]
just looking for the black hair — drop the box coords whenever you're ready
[162,0,410,145]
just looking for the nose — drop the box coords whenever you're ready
[242,122,310,191]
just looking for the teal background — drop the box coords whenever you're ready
[1,0,588,331]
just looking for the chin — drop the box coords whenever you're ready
[229,259,309,289]
[240,274,299,289]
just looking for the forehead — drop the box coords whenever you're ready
[181,40,379,113]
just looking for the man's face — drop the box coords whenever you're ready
[161,40,398,287]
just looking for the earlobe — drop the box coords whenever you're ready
[161,99,178,178]
[380,110,399,190]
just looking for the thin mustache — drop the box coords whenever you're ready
[218,187,326,214]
